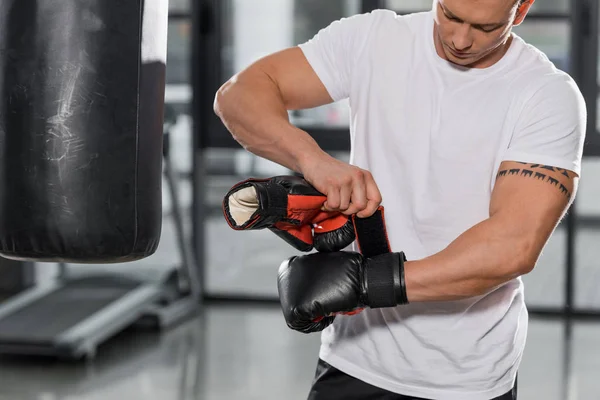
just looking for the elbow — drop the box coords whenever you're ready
[213,82,231,120]
[213,81,252,150]
[514,257,537,277]
[508,239,540,277]
[212,91,222,118]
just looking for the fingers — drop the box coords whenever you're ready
[322,169,381,218]
[344,173,367,216]
[339,183,352,212]
[323,187,340,212]
[356,198,380,219]
[356,172,382,218]
[323,176,355,214]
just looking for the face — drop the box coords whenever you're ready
[433,0,533,68]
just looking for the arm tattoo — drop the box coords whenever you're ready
[496,164,573,199]
[529,164,571,178]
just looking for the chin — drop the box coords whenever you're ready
[446,52,475,66]
[450,58,472,66]
[450,51,488,67]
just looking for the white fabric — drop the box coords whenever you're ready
[141,0,169,63]
[298,10,586,400]
[229,187,259,225]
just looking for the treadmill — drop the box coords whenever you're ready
[0,106,201,360]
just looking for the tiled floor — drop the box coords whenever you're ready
[0,304,599,400]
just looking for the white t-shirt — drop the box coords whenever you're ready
[298,9,586,400]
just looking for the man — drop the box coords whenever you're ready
[214,0,586,399]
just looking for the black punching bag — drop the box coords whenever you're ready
[0,0,168,262]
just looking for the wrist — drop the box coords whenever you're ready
[291,136,329,175]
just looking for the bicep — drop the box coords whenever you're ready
[491,161,578,261]
[238,47,335,111]
[225,12,379,112]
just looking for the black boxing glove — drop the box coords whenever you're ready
[313,215,356,252]
[277,251,408,334]
[223,176,356,252]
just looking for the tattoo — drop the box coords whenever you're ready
[560,184,569,195]
[529,164,571,178]
[496,163,573,199]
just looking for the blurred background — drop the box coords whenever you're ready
[0,0,599,399]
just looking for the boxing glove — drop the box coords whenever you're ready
[313,215,356,252]
[277,251,408,334]
[223,176,356,252]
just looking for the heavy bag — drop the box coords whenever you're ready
[0,0,169,262]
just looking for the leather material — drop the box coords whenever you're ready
[330,206,392,318]
[313,216,355,252]
[277,251,405,334]
[0,0,166,262]
[223,176,356,252]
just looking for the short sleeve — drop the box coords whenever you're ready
[298,12,380,102]
[503,76,587,175]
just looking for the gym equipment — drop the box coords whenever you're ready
[0,313,204,399]
[0,259,34,299]
[0,105,200,360]
[0,0,166,263]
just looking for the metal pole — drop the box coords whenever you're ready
[165,140,202,299]
[567,0,599,315]
[0,258,34,299]
[361,0,384,13]
[573,0,600,157]
[565,205,576,316]
[192,0,222,300]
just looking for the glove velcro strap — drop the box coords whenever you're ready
[253,181,290,219]
[352,207,391,258]
[365,252,408,308]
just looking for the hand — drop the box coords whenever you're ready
[300,153,382,218]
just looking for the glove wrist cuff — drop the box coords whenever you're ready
[365,252,409,308]
[397,252,409,305]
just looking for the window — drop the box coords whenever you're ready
[204,0,361,298]
[169,0,190,13]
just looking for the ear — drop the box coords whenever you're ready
[514,0,535,26]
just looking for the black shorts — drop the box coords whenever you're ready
[307,359,518,400]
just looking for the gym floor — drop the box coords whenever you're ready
[0,305,598,400]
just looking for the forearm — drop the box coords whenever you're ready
[404,216,535,303]
[214,72,326,173]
